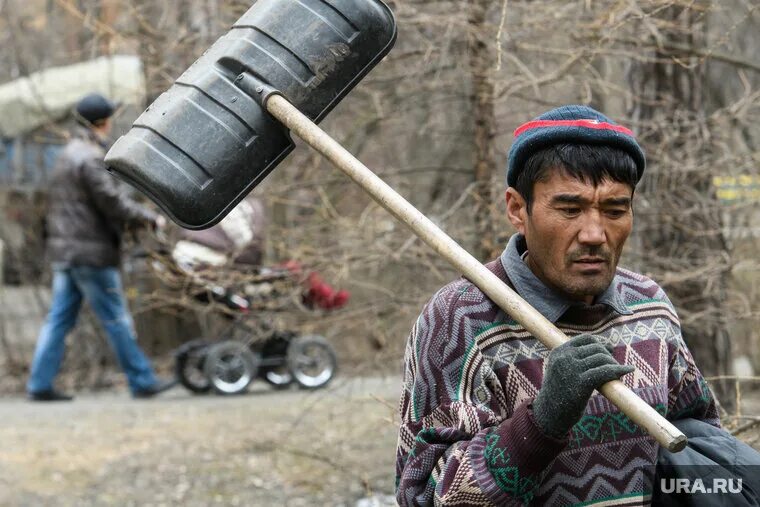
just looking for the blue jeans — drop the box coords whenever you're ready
[27,266,158,394]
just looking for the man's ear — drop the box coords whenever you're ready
[506,188,528,235]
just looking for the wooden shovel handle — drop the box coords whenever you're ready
[265,94,687,452]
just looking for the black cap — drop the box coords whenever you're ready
[75,93,118,124]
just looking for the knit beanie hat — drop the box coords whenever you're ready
[506,105,646,188]
[75,93,119,125]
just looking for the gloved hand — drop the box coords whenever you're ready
[532,334,634,439]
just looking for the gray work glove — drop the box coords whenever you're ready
[532,334,635,439]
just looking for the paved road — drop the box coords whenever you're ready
[0,375,402,506]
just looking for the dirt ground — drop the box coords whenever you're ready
[3,375,760,507]
[0,375,401,507]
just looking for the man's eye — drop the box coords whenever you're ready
[605,209,628,218]
[561,208,581,216]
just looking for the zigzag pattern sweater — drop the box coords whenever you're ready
[396,237,719,506]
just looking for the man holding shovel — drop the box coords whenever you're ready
[92,0,711,501]
[395,105,719,506]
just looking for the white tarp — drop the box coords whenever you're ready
[0,55,145,138]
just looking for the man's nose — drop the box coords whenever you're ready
[577,212,606,245]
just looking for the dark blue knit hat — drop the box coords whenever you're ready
[506,105,646,188]
[75,93,118,124]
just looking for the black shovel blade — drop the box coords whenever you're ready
[105,0,396,229]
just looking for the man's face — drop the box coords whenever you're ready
[506,169,634,303]
[101,117,113,137]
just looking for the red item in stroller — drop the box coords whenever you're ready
[304,272,350,310]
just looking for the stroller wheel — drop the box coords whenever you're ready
[175,339,211,393]
[261,365,293,389]
[204,341,260,395]
[287,335,337,390]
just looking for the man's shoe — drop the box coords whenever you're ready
[132,379,177,399]
[28,390,74,402]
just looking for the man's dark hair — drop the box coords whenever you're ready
[514,144,639,212]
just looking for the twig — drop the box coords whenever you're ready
[494,0,509,72]
[732,418,760,436]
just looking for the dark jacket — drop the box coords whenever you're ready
[45,127,157,267]
[654,418,760,506]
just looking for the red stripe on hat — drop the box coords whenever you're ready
[513,119,635,138]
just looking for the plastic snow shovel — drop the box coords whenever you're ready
[106,0,397,229]
[105,0,687,452]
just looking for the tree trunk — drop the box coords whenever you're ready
[466,0,500,261]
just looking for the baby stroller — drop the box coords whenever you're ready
[145,236,348,395]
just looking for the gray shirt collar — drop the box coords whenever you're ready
[499,234,633,323]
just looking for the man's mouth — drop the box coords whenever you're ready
[572,257,608,271]
[575,257,606,263]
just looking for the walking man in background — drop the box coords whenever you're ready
[395,105,719,505]
[27,93,175,401]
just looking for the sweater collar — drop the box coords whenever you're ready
[499,234,632,323]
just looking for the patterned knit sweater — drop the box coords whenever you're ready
[395,236,719,506]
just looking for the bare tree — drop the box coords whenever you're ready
[1,0,759,407]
